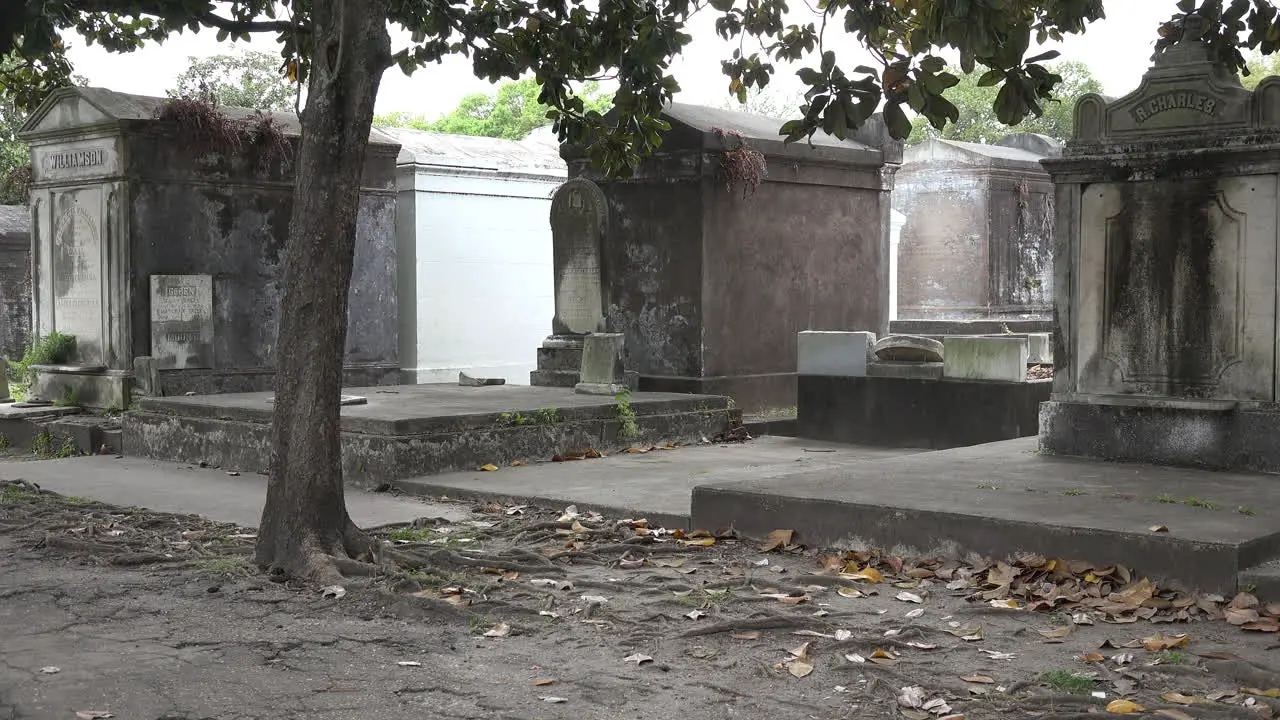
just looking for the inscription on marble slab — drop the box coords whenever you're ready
[550,178,608,336]
[50,196,105,364]
[31,141,119,183]
[150,274,214,369]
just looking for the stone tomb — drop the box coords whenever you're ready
[534,103,903,411]
[893,134,1060,320]
[18,87,400,406]
[796,331,1049,448]
[0,206,31,363]
[1038,14,1280,472]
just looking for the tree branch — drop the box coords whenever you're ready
[196,11,306,34]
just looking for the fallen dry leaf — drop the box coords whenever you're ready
[510,460,526,466]
[533,678,556,686]
[483,622,511,638]
[1230,592,1260,610]
[679,537,716,547]
[1149,525,1169,533]
[845,653,866,663]
[789,641,814,661]
[896,591,924,604]
[1105,699,1145,713]
[837,587,865,598]
[1241,620,1280,632]
[1226,607,1260,626]
[396,661,422,667]
[1160,693,1208,705]
[622,653,653,665]
[731,631,761,640]
[843,567,883,584]
[1038,625,1073,642]
[540,696,568,703]
[905,608,925,619]
[1079,653,1106,663]
[787,660,814,678]
[906,641,938,650]
[478,463,499,472]
[39,666,60,674]
[868,648,899,666]
[75,713,113,720]
[989,598,1021,610]
[761,528,795,552]
[961,675,995,684]
[684,609,706,621]
[946,624,984,641]
[1142,633,1188,651]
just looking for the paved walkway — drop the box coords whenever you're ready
[0,456,468,528]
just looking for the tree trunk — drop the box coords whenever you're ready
[255,0,391,580]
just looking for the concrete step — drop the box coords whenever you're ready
[124,384,740,487]
[1239,560,1280,602]
[691,437,1280,596]
[529,369,579,387]
[742,415,797,437]
[536,346,583,371]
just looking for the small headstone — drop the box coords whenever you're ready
[459,372,506,387]
[150,274,214,370]
[550,178,608,336]
[575,333,627,395]
[942,336,1030,382]
[797,331,876,377]
[133,356,161,397]
[872,335,944,363]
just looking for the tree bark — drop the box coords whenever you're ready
[255,0,391,580]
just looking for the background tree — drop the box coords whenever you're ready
[374,78,611,140]
[0,59,85,205]
[20,0,1266,586]
[719,85,809,119]
[169,49,298,112]
[907,61,1102,145]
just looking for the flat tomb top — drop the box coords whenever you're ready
[137,384,729,436]
[697,437,1280,549]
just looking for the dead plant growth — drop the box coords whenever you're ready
[155,83,292,175]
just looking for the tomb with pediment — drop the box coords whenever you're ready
[17,87,400,407]
[1038,13,1280,471]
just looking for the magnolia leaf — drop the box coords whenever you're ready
[787,660,814,678]
[961,675,995,684]
[478,463,499,472]
[533,678,556,686]
[623,653,653,665]
[1105,699,1145,713]
[760,528,795,552]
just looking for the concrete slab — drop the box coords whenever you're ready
[692,438,1280,594]
[392,437,921,529]
[126,383,738,486]
[136,383,727,435]
[0,456,468,528]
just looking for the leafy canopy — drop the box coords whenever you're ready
[374,77,611,140]
[6,0,1280,174]
[169,49,299,111]
[907,61,1102,145]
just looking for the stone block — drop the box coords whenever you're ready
[942,337,1029,382]
[872,335,944,362]
[1027,333,1052,365]
[867,361,943,379]
[29,365,130,409]
[578,333,625,385]
[133,356,160,397]
[797,331,875,377]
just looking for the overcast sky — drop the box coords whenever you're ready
[63,2,1177,120]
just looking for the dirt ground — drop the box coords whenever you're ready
[2,480,1280,720]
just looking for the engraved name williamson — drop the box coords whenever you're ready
[1131,91,1220,123]
[43,148,106,171]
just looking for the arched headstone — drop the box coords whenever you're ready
[549,178,608,336]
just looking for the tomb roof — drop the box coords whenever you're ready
[381,127,565,176]
[662,102,877,151]
[20,86,399,147]
[903,136,1057,166]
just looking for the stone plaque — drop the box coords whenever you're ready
[550,178,608,335]
[31,141,119,184]
[50,196,105,364]
[150,274,214,369]
[1075,176,1277,401]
